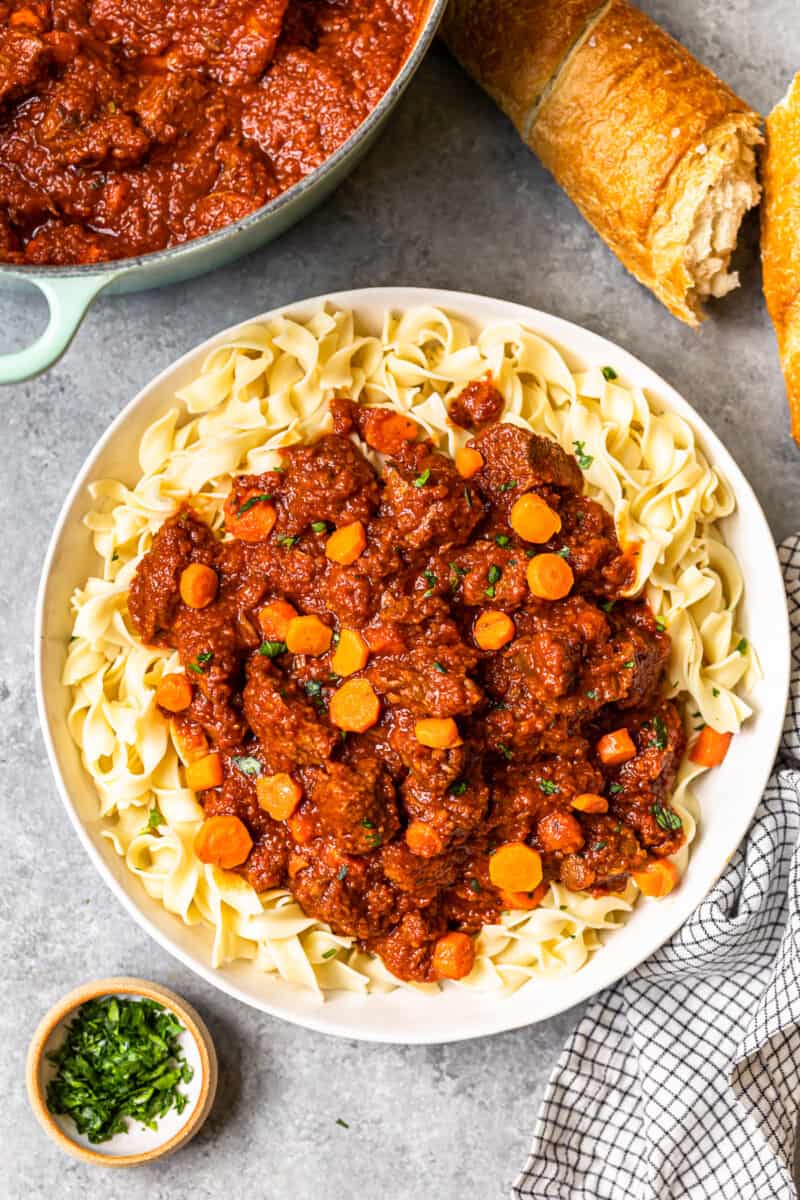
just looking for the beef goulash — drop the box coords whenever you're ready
[128,395,686,985]
[0,0,424,265]
[441,0,762,327]
[761,72,800,446]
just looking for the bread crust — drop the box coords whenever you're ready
[440,0,608,135]
[529,0,760,324]
[762,73,800,443]
[442,0,761,326]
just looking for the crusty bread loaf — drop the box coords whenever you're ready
[442,0,606,135]
[441,0,762,326]
[761,73,800,444]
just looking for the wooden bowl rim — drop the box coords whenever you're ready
[26,976,218,1167]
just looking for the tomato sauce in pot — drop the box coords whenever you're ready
[0,0,424,265]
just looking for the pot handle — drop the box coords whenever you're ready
[0,273,122,385]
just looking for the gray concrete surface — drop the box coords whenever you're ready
[2,3,798,1198]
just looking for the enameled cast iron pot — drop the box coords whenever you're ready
[0,0,446,385]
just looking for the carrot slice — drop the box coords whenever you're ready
[689,727,732,768]
[195,814,252,869]
[500,882,548,910]
[414,717,462,749]
[179,563,218,609]
[256,772,302,821]
[526,552,574,600]
[571,792,608,813]
[474,609,515,651]
[405,820,444,858]
[432,932,475,980]
[326,521,367,566]
[455,447,484,478]
[510,493,562,543]
[185,753,223,791]
[329,678,381,732]
[155,673,193,713]
[361,410,420,455]
[258,599,297,642]
[223,490,277,543]
[285,614,333,656]
[331,629,369,677]
[632,859,680,898]
[489,843,543,893]
[597,728,636,765]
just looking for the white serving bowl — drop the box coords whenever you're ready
[35,288,791,1044]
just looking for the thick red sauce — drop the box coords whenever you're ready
[0,0,423,264]
[128,395,686,984]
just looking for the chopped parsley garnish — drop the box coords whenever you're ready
[311,521,328,533]
[413,467,431,488]
[336,865,348,881]
[735,637,748,655]
[622,659,635,669]
[304,680,327,712]
[485,564,502,598]
[449,562,467,591]
[601,366,618,381]
[652,804,682,832]
[361,818,375,829]
[609,783,623,794]
[259,640,287,659]
[464,485,473,509]
[111,552,119,562]
[497,743,514,762]
[601,600,615,613]
[141,807,165,834]
[469,878,481,893]
[556,546,570,558]
[585,689,598,700]
[650,715,668,751]
[449,779,468,796]
[322,948,339,960]
[336,1118,350,1129]
[432,661,447,673]
[237,492,272,516]
[655,618,667,632]
[232,755,262,777]
[593,841,607,851]
[365,833,382,848]
[539,779,560,795]
[422,568,437,597]
[573,440,594,470]
[278,534,298,548]
[188,650,214,674]
[712,687,720,698]
[498,480,517,493]
[495,534,511,547]
[525,547,536,558]
[45,996,193,1144]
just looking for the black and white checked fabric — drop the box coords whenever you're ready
[515,534,800,1200]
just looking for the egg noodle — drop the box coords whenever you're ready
[64,305,759,998]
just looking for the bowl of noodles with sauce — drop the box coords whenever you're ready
[35,287,790,1044]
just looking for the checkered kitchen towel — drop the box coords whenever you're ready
[515,535,800,1200]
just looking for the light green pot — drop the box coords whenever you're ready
[0,0,446,385]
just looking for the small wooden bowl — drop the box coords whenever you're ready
[26,977,218,1167]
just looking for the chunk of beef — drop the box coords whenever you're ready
[312,750,399,854]
[128,510,218,643]
[242,655,337,770]
[471,424,583,509]
[380,449,482,550]
[449,378,505,429]
[276,435,380,532]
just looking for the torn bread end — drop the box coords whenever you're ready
[685,140,760,301]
